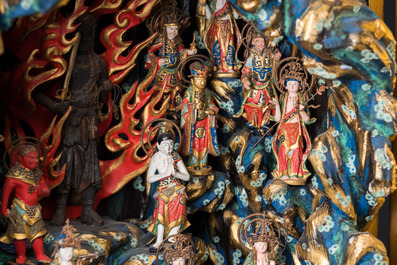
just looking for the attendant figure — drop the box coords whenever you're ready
[0,145,51,264]
[33,14,113,226]
[234,32,281,129]
[243,241,276,265]
[53,219,82,265]
[145,16,197,113]
[197,0,241,73]
[147,133,190,251]
[270,78,314,185]
[180,62,220,175]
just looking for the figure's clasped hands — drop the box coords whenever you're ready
[205,109,216,116]
[242,79,251,90]
[269,98,279,107]
[187,49,197,55]
[158,58,166,67]
[274,50,282,61]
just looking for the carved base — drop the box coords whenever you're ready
[187,165,212,176]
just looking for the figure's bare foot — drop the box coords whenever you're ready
[16,255,26,264]
[50,208,66,226]
[149,244,158,253]
[81,207,104,226]
[36,254,51,263]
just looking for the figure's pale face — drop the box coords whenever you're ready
[254,241,268,255]
[252,37,265,52]
[286,80,300,93]
[172,257,186,265]
[167,26,179,40]
[192,76,207,90]
[158,139,174,155]
[58,247,73,263]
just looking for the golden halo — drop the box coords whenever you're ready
[146,2,189,34]
[237,212,289,259]
[273,57,315,95]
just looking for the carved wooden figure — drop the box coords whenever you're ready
[33,13,113,226]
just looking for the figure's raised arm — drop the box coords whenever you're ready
[299,104,310,123]
[270,98,281,122]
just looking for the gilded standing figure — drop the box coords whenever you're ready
[145,13,197,112]
[180,62,220,175]
[270,78,315,185]
[197,0,241,73]
[235,32,281,129]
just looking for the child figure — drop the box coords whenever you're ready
[270,78,314,185]
[0,145,51,264]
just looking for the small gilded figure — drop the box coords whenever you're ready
[234,31,281,129]
[147,133,190,251]
[0,145,51,264]
[180,62,220,175]
[270,75,315,185]
[146,7,197,113]
[196,0,241,73]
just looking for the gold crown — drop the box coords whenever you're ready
[147,1,189,33]
[278,59,309,91]
[248,218,275,245]
[282,62,305,83]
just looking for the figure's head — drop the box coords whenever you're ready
[75,13,96,52]
[171,257,186,265]
[166,25,179,41]
[18,145,40,170]
[57,246,74,264]
[251,34,265,52]
[157,132,174,155]
[253,241,269,255]
[189,62,209,90]
[285,78,301,93]
[76,13,96,34]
